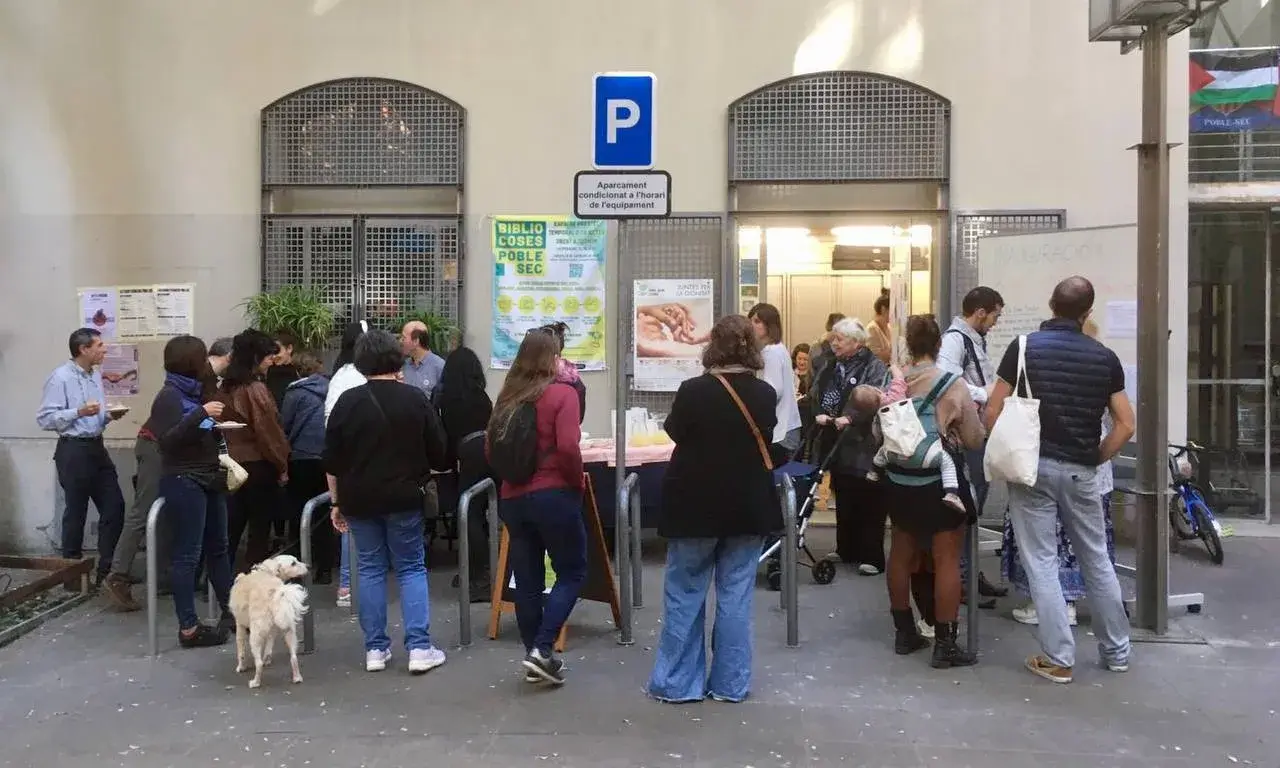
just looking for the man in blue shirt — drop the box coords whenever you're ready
[400,320,446,400]
[37,328,127,587]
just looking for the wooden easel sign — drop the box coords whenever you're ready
[487,474,622,651]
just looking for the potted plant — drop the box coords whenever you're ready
[393,308,462,354]
[241,285,337,351]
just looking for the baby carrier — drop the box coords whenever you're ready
[884,371,956,471]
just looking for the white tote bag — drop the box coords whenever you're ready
[984,335,1041,486]
[878,399,926,457]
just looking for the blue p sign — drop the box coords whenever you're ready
[592,72,655,170]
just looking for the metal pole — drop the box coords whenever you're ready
[965,522,979,654]
[456,477,495,647]
[630,479,643,609]
[614,225,630,572]
[486,482,499,588]
[1134,22,1171,634]
[780,475,799,648]
[146,498,164,658]
[617,472,638,645]
[347,527,360,618]
[207,581,217,622]
[299,492,329,654]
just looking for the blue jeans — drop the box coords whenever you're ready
[499,488,588,654]
[648,536,763,703]
[162,474,232,630]
[1007,458,1131,669]
[347,511,432,652]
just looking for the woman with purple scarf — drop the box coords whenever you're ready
[147,335,236,647]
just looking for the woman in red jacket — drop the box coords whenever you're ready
[487,329,585,686]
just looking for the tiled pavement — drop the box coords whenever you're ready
[0,527,1276,767]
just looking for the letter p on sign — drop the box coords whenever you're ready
[593,72,655,170]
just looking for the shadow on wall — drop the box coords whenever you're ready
[792,0,925,78]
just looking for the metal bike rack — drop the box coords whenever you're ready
[298,491,331,654]
[965,521,980,654]
[456,477,500,647]
[145,498,165,658]
[778,475,799,648]
[616,472,640,645]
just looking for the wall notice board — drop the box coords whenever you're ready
[978,225,1139,438]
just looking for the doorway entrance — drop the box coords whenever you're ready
[736,215,939,349]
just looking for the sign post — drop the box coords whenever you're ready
[574,71,672,584]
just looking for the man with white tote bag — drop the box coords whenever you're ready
[984,277,1135,685]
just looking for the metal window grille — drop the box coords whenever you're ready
[362,217,461,326]
[262,216,358,330]
[729,72,950,182]
[262,78,463,186]
[952,212,1065,312]
[619,216,725,413]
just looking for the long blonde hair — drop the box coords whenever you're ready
[488,330,560,441]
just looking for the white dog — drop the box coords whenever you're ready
[229,554,310,689]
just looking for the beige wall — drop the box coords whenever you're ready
[0,0,1189,551]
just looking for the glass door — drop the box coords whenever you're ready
[1187,210,1270,521]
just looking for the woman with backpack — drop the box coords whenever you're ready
[882,315,985,668]
[646,315,783,704]
[486,328,586,686]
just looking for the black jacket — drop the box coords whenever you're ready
[146,385,222,486]
[807,346,890,475]
[658,372,784,539]
[323,380,449,518]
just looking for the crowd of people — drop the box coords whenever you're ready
[37,272,1135,691]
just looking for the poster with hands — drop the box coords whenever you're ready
[633,279,714,392]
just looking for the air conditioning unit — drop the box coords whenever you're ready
[1089,0,1226,42]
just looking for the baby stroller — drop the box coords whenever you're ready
[760,429,849,591]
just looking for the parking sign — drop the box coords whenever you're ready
[592,72,655,170]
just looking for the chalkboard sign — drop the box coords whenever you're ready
[487,474,621,651]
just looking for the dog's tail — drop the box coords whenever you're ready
[270,582,310,628]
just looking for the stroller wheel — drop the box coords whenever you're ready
[766,564,782,592]
[811,558,837,586]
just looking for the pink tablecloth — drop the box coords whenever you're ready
[580,439,674,467]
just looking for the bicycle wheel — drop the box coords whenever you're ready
[1168,493,1198,541]
[1188,499,1225,565]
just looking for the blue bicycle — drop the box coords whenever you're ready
[1168,442,1225,565]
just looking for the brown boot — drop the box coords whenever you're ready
[103,573,140,612]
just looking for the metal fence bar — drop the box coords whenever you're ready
[779,475,799,648]
[457,477,498,647]
[145,498,165,658]
[347,529,360,617]
[617,472,639,646]
[630,482,643,609]
[207,581,217,622]
[299,492,331,654]
[965,522,980,655]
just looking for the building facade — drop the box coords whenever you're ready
[0,0,1190,550]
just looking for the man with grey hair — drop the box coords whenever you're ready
[400,320,446,399]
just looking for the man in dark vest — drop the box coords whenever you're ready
[985,276,1135,685]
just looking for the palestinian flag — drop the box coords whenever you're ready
[1190,50,1280,115]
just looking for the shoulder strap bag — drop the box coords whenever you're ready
[713,374,774,471]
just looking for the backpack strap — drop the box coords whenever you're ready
[945,328,985,386]
[919,372,956,413]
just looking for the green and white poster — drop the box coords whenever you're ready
[490,215,607,370]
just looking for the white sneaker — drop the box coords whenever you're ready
[1104,658,1130,673]
[336,588,351,608]
[1012,603,1077,626]
[408,647,446,675]
[916,619,935,639]
[857,564,882,576]
[365,649,392,672]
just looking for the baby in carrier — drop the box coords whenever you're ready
[855,372,965,514]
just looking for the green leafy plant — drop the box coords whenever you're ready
[241,286,337,351]
[391,308,462,354]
